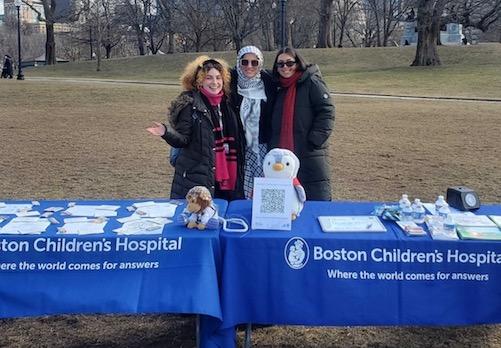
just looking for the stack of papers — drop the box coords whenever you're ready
[0,217,50,235]
[62,205,120,217]
[132,201,178,218]
[456,226,501,241]
[114,215,172,235]
[453,215,497,228]
[318,216,386,233]
[58,217,108,235]
[425,216,459,240]
[0,203,34,215]
[396,221,427,236]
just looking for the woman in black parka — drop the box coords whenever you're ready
[270,47,335,201]
[147,56,245,201]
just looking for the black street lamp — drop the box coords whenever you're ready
[14,0,24,80]
[280,0,287,48]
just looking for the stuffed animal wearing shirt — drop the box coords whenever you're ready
[184,186,218,230]
[262,148,306,220]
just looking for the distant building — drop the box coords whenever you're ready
[401,20,465,46]
[3,0,73,32]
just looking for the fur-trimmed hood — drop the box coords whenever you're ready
[167,91,209,126]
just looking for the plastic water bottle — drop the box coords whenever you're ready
[434,195,447,216]
[443,213,456,235]
[438,203,451,220]
[399,194,411,210]
[401,201,413,221]
[412,198,426,224]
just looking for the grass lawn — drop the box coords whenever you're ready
[25,44,501,99]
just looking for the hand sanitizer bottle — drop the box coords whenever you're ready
[399,194,411,211]
[434,195,447,216]
[401,201,413,221]
[412,198,426,224]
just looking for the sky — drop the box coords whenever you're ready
[0,0,4,16]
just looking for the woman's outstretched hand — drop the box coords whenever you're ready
[146,122,166,136]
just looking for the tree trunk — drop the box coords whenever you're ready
[167,31,174,54]
[89,27,94,60]
[45,23,56,65]
[262,19,274,51]
[135,25,145,55]
[317,0,333,48]
[411,0,445,66]
[234,35,242,51]
[338,21,346,47]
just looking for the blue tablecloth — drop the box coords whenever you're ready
[0,199,227,334]
[215,200,501,346]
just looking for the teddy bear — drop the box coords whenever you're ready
[183,186,219,230]
[262,148,306,220]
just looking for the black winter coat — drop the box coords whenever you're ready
[230,69,277,145]
[269,64,335,201]
[162,91,245,200]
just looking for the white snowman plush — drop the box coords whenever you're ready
[262,148,306,220]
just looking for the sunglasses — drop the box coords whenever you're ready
[240,59,259,67]
[276,60,296,68]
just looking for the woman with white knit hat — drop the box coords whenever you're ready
[230,45,277,199]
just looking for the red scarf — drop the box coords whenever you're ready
[278,71,302,151]
[199,92,238,192]
[200,87,224,106]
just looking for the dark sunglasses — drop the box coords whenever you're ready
[276,60,296,68]
[240,59,259,67]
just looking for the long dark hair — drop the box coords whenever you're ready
[272,47,308,77]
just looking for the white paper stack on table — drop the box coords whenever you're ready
[454,215,501,241]
[58,217,108,235]
[0,202,34,215]
[0,217,50,235]
[132,201,178,218]
[114,215,171,235]
[62,205,121,217]
[425,215,459,240]
[318,216,387,233]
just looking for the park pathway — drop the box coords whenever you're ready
[27,76,501,104]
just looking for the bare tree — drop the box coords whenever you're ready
[411,0,448,66]
[156,0,175,53]
[366,0,412,46]
[144,2,167,54]
[317,0,334,48]
[23,0,78,64]
[172,0,215,52]
[334,0,359,47]
[119,0,151,55]
[445,0,501,32]
[219,0,261,50]
[101,0,124,58]
[258,0,276,51]
[287,0,320,48]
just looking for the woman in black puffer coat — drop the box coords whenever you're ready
[147,56,245,201]
[269,47,335,201]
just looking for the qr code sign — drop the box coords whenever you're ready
[260,189,285,214]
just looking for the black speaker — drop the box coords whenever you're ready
[446,186,480,211]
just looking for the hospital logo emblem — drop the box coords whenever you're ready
[284,237,309,269]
